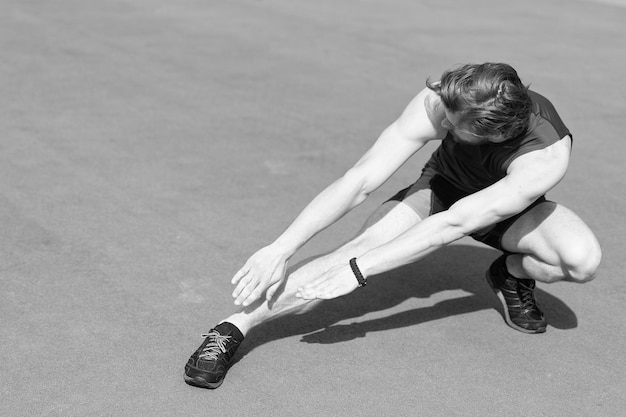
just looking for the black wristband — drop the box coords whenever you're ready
[349,257,367,287]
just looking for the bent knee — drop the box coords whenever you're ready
[562,240,602,283]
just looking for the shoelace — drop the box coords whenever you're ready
[517,282,537,311]
[199,331,232,360]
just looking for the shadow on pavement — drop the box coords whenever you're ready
[236,245,577,360]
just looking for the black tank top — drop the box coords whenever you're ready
[427,90,571,195]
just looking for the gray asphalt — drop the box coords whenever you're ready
[1,0,625,416]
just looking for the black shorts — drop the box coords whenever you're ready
[386,165,547,251]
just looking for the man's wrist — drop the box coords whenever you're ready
[270,237,299,258]
[349,258,367,287]
[354,252,386,281]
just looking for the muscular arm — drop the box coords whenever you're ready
[296,135,572,300]
[272,89,443,256]
[231,88,443,306]
[356,136,572,278]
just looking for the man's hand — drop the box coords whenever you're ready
[295,263,359,300]
[231,246,289,306]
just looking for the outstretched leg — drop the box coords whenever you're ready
[224,201,421,335]
[184,201,422,388]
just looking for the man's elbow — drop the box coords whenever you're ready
[436,212,476,245]
[340,168,372,204]
[446,203,499,237]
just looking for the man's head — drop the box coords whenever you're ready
[427,63,532,145]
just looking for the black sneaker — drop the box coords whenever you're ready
[184,322,244,389]
[485,255,547,334]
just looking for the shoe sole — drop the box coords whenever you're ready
[184,372,224,389]
[485,271,546,334]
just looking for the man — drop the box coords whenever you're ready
[184,63,601,389]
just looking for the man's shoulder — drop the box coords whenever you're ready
[395,88,446,142]
[418,89,447,139]
[423,89,444,120]
[528,90,568,132]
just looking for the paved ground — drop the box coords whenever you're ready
[1,0,625,416]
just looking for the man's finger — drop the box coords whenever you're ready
[234,281,258,306]
[232,273,254,299]
[231,265,249,285]
[241,289,263,307]
[241,270,277,306]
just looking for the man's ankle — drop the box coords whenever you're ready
[503,254,527,280]
[220,318,250,337]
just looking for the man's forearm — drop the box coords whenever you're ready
[271,173,368,257]
[357,211,467,278]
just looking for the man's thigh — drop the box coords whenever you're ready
[500,201,599,266]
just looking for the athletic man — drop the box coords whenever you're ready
[184,63,601,389]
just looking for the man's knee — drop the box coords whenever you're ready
[561,238,602,283]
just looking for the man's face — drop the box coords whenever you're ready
[441,110,506,145]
